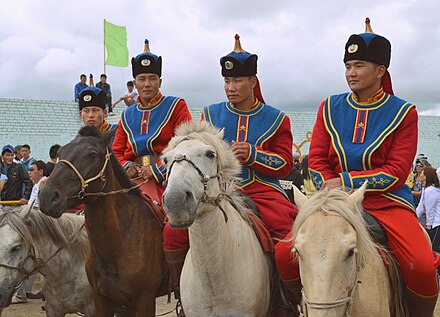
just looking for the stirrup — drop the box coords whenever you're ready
[175,299,185,317]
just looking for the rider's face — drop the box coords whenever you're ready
[135,73,162,103]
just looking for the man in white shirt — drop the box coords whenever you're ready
[28,160,47,206]
[112,80,138,109]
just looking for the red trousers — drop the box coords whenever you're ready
[163,182,298,250]
[275,206,439,296]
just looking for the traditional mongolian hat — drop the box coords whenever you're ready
[220,34,265,103]
[78,87,106,111]
[131,39,162,78]
[344,18,394,94]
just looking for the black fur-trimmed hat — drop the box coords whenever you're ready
[220,34,257,77]
[344,18,391,68]
[131,39,162,78]
[78,87,106,111]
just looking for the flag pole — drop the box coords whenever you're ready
[103,19,106,75]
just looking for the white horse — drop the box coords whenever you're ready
[292,184,404,317]
[162,121,272,317]
[0,205,95,317]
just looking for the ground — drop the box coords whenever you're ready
[1,295,176,316]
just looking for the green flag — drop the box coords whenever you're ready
[104,20,129,67]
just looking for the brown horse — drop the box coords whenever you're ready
[39,126,167,317]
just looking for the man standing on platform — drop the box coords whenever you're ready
[74,74,88,102]
[95,74,113,115]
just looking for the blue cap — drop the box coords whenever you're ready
[2,144,14,155]
[78,87,106,110]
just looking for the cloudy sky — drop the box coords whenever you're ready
[1,0,439,114]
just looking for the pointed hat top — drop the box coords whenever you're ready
[89,74,94,87]
[144,39,151,53]
[365,17,374,33]
[233,34,245,53]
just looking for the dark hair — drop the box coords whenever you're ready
[423,167,440,188]
[100,74,107,78]
[80,74,86,79]
[31,160,47,175]
[22,144,30,150]
[127,81,134,87]
[300,155,311,180]
[14,145,22,153]
[49,144,61,159]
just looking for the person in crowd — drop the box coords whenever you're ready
[276,18,438,316]
[20,144,36,171]
[112,39,192,317]
[74,74,88,102]
[300,154,316,197]
[13,145,22,163]
[280,152,305,204]
[95,74,113,115]
[0,173,7,194]
[416,167,440,259]
[0,144,32,204]
[112,80,138,109]
[46,144,60,176]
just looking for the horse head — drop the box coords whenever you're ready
[162,121,241,228]
[0,204,35,308]
[292,183,378,316]
[39,126,116,218]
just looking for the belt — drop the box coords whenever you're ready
[135,155,160,167]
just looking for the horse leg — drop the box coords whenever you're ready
[134,291,156,317]
[94,292,116,317]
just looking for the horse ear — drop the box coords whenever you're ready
[293,185,308,210]
[348,181,368,208]
[19,201,35,221]
[102,128,116,145]
[216,128,225,140]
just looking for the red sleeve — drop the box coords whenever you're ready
[112,120,135,168]
[309,101,338,183]
[171,99,193,130]
[244,115,294,178]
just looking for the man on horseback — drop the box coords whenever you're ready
[112,39,192,316]
[275,18,439,317]
[79,86,116,133]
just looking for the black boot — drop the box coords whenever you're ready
[282,278,302,317]
[406,288,438,317]
[164,248,188,317]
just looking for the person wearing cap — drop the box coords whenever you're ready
[200,34,299,315]
[112,39,192,315]
[79,86,116,133]
[276,18,438,316]
[0,144,32,204]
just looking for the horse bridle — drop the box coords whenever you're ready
[301,266,360,317]
[165,154,230,222]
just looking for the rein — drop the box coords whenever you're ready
[0,222,85,288]
[165,154,229,222]
[58,147,149,199]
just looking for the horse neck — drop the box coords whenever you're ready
[188,202,255,272]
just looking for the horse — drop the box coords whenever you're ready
[291,184,403,317]
[0,204,94,317]
[39,126,167,317]
[161,121,272,317]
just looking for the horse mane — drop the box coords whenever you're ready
[0,207,89,262]
[78,125,101,137]
[164,121,252,221]
[293,189,378,269]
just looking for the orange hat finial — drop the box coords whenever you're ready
[233,34,245,53]
[365,17,374,33]
[144,39,151,53]
[89,74,94,87]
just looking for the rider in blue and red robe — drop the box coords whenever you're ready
[274,18,439,317]
[112,40,192,316]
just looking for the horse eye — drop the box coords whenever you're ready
[11,245,21,253]
[206,150,216,159]
[89,152,98,159]
[346,247,357,260]
[163,157,168,165]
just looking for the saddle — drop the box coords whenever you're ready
[134,178,165,229]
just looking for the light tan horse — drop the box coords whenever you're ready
[292,184,403,317]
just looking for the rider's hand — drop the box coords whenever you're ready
[139,166,153,180]
[126,165,141,179]
[19,198,28,205]
[322,177,342,190]
[231,141,250,161]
